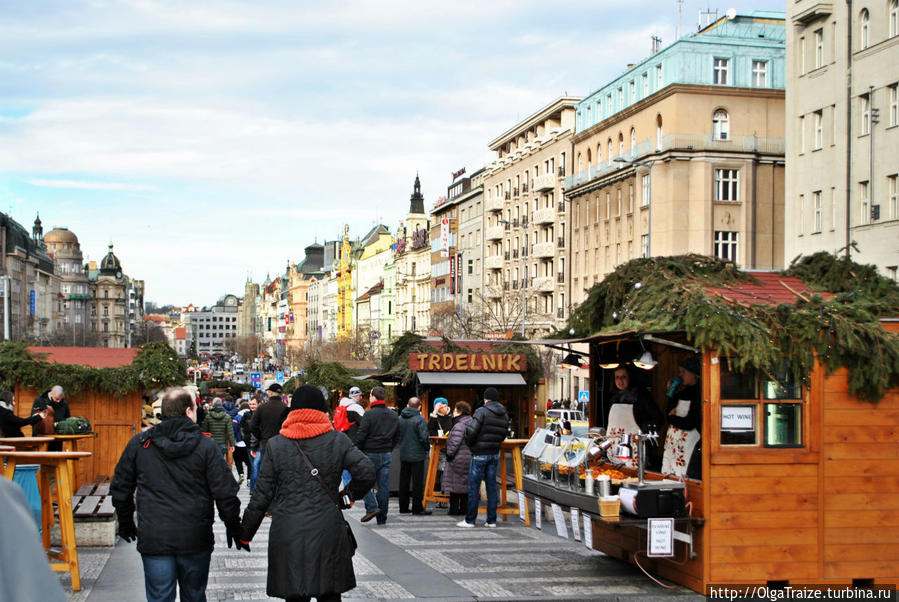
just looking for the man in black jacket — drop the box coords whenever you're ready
[356,386,399,525]
[250,384,288,489]
[458,387,509,528]
[110,388,245,602]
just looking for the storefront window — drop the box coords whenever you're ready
[764,403,803,447]
[720,358,756,399]
[762,363,802,400]
[720,404,757,445]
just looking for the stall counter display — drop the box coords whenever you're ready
[522,428,549,480]
[536,433,571,482]
[553,435,588,490]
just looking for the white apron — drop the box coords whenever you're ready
[661,425,700,477]
[606,403,640,470]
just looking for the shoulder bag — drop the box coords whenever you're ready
[291,440,357,556]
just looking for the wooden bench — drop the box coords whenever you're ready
[72,477,115,520]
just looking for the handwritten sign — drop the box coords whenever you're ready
[570,507,581,542]
[647,518,674,557]
[583,515,593,549]
[721,405,755,431]
[518,490,526,522]
[551,503,568,539]
[534,499,542,530]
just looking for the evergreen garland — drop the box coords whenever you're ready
[0,341,188,397]
[283,359,379,404]
[565,253,899,403]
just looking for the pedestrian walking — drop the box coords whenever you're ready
[356,386,399,525]
[203,397,236,463]
[457,387,509,528]
[243,395,261,490]
[233,401,253,485]
[397,397,431,515]
[240,385,375,602]
[250,383,288,486]
[0,391,47,438]
[110,388,245,602]
[444,401,472,516]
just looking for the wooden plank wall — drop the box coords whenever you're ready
[822,366,899,583]
[15,385,142,490]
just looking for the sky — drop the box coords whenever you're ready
[1,0,786,306]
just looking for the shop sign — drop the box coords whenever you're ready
[409,352,527,372]
[449,259,455,294]
[440,217,450,258]
[484,330,513,340]
[456,253,462,293]
[721,405,755,431]
[647,518,674,557]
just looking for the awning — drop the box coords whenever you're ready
[416,372,527,386]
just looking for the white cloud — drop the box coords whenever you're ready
[26,178,157,191]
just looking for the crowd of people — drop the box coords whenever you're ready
[107,382,510,602]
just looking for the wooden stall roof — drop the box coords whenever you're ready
[27,347,140,369]
[703,271,830,305]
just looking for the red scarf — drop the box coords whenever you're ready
[279,409,334,439]
[370,400,386,407]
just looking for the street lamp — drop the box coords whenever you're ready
[497,219,526,337]
[613,157,657,258]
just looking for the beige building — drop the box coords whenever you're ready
[88,244,130,348]
[483,97,580,337]
[395,175,431,335]
[566,12,787,307]
[786,1,899,278]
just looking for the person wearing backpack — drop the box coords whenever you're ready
[335,387,366,489]
[232,401,252,486]
[203,398,236,462]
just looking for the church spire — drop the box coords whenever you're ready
[32,213,43,242]
[409,173,424,214]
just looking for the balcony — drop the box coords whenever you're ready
[558,166,566,177]
[533,173,555,191]
[513,187,519,198]
[557,236,565,248]
[557,307,565,319]
[532,276,554,292]
[504,251,510,260]
[521,215,528,227]
[512,218,520,228]
[504,191,511,200]
[486,226,504,241]
[486,288,502,299]
[486,255,503,270]
[532,241,556,258]
[533,207,555,225]
[503,282,510,291]
[521,182,529,193]
[557,272,565,283]
[512,249,519,259]
[486,196,504,212]
[504,222,511,231]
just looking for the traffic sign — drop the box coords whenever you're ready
[276,371,284,383]
[250,372,262,388]
[578,390,590,403]
[369,330,381,339]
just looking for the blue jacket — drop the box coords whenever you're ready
[398,407,430,462]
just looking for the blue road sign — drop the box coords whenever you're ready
[578,390,589,403]
[250,372,262,388]
[29,290,36,316]
[276,371,284,383]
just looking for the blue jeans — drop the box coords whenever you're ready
[466,453,499,525]
[363,452,391,524]
[250,451,262,492]
[141,550,212,602]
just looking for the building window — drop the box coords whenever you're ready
[889,174,898,219]
[629,80,635,102]
[814,28,824,68]
[713,58,729,84]
[713,110,729,140]
[642,174,651,207]
[617,87,623,109]
[861,94,871,135]
[714,231,738,262]
[799,35,806,74]
[891,0,898,37]
[860,9,870,49]
[656,114,663,149]
[642,73,649,96]
[813,191,822,233]
[715,169,740,201]
[813,110,823,149]
[890,84,898,127]
[616,243,621,265]
[656,64,663,89]
[605,192,611,218]
[630,128,636,156]
[641,234,649,258]
[628,184,634,213]
[860,181,870,224]
[752,60,767,87]
[617,188,622,216]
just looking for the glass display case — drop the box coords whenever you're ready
[522,428,549,480]
[553,435,589,490]
[537,433,569,482]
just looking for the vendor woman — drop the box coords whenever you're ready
[662,356,702,478]
[606,366,664,469]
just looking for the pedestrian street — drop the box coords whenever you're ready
[66,469,702,601]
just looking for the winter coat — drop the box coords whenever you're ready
[398,407,430,462]
[202,408,236,446]
[251,397,288,452]
[223,401,239,419]
[0,404,42,438]
[31,390,71,422]
[355,403,399,453]
[464,401,509,455]
[427,413,453,436]
[443,415,472,494]
[240,409,257,450]
[241,409,375,599]
[110,417,241,556]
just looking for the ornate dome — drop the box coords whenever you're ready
[100,242,122,275]
[43,227,79,245]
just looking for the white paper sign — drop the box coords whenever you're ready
[534,499,542,530]
[518,490,526,522]
[570,507,581,541]
[647,518,675,557]
[583,514,593,549]
[551,503,568,539]
[721,405,755,431]
[674,398,691,417]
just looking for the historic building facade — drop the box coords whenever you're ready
[395,175,431,336]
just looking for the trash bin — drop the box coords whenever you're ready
[12,465,42,533]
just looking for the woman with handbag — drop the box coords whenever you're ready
[240,385,375,602]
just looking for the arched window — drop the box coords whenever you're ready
[891,0,898,37]
[607,138,613,161]
[713,109,729,140]
[586,148,592,164]
[618,132,624,157]
[577,152,583,172]
[656,114,663,149]
[860,9,870,49]
[630,127,637,157]
[597,143,603,164]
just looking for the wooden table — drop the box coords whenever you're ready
[423,437,529,525]
[0,436,54,451]
[0,450,92,591]
[50,433,97,490]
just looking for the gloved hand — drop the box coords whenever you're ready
[118,514,137,543]
[226,518,250,552]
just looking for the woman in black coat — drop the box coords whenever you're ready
[0,391,46,438]
[443,401,473,516]
[241,386,375,602]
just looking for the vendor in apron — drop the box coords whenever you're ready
[605,366,664,469]
[662,356,702,478]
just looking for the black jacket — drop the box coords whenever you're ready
[464,401,509,455]
[240,409,256,449]
[241,426,375,598]
[666,383,702,432]
[251,397,288,451]
[0,405,42,438]
[427,413,453,436]
[355,403,399,453]
[31,390,71,422]
[110,417,241,556]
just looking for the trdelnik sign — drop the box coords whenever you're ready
[409,353,527,373]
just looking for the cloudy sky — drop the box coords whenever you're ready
[2,0,785,306]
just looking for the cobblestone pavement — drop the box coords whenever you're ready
[65,471,703,601]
